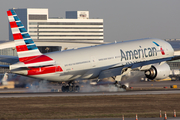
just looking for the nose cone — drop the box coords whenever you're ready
[169,45,174,56]
[166,41,174,56]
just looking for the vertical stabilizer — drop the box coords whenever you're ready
[7,9,63,76]
[7,9,42,62]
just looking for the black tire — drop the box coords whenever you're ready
[61,86,66,92]
[121,85,127,89]
[65,86,69,92]
[72,86,76,92]
[76,85,80,92]
[68,86,73,92]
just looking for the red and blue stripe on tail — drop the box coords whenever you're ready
[7,9,63,75]
[7,9,43,62]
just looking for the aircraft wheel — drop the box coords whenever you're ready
[76,85,80,92]
[65,86,69,92]
[121,85,127,90]
[68,86,73,92]
[61,86,66,92]
[72,86,77,92]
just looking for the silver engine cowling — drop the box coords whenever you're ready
[145,63,170,80]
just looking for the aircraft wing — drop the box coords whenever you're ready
[0,55,19,64]
[98,66,124,79]
[98,57,172,79]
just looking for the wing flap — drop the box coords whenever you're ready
[98,67,124,79]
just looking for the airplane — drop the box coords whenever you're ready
[2,9,180,92]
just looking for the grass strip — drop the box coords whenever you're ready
[0,94,179,119]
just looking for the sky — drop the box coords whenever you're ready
[0,0,180,42]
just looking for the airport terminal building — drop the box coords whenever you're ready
[0,8,105,72]
[9,8,104,43]
[3,8,104,57]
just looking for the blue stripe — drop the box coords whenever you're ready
[27,44,38,50]
[153,41,159,46]
[19,28,27,33]
[14,16,20,21]
[22,33,30,39]
[24,39,34,44]
[16,22,23,27]
[10,10,16,15]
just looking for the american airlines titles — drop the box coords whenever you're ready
[120,47,157,61]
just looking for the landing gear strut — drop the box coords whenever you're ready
[120,85,127,89]
[113,77,128,90]
[61,81,80,92]
[112,68,132,90]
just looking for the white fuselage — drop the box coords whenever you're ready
[10,38,174,82]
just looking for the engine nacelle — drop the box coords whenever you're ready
[145,63,170,80]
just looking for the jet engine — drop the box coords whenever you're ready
[144,63,170,80]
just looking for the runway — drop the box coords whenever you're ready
[60,118,180,120]
[0,81,179,120]
[0,89,180,98]
[0,81,180,98]
[130,81,180,88]
[0,80,179,98]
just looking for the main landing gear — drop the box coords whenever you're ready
[61,81,80,92]
[113,76,128,91]
[112,68,132,90]
[114,81,127,90]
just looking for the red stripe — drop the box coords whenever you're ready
[160,48,165,55]
[27,66,63,75]
[10,21,18,28]
[13,33,23,40]
[56,66,63,72]
[16,45,28,52]
[19,55,39,62]
[23,55,53,64]
[7,11,12,16]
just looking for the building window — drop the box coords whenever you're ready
[29,15,47,20]
[29,22,103,25]
[35,39,104,41]
[38,22,103,25]
[38,46,61,53]
[29,27,103,29]
[29,31,103,33]
[32,35,103,37]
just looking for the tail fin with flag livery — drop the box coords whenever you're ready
[7,9,56,68]
[7,9,42,62]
